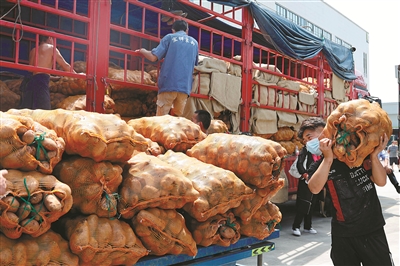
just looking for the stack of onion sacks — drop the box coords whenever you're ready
[320,99,392,167]
[0,170,72,239]
[186,133,287,188]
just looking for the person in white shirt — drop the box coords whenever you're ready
[387,140,399,172]
[379,148,400,193]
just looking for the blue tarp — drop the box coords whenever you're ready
[208,0,357,80]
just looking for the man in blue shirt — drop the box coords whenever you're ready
[136,20,198,116]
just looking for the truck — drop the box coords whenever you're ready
[0,0,366,264]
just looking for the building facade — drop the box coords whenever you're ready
[260,0,369,90]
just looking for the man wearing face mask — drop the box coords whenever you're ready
[307,132,394,265]
[289,117,326,236]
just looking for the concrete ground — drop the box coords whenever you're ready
[237,170,400,266]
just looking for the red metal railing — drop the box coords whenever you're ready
[1,0,354,128]
[181,0,245,26]
[0,20,88,78]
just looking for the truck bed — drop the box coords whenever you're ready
[136,230,279,266]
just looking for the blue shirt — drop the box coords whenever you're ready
[151,31,198,95]
[378,150,388,161]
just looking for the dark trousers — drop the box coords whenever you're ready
[292,206,313,230]
[331,227,394,266]
[292,179,318,230]
[19,73,51,110]
[389,157,399,166]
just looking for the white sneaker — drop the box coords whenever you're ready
[292,228,301,236]
[304,228,317,234]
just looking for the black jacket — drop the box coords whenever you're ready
[295,147,324,214]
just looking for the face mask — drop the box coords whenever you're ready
[306,138,322,155]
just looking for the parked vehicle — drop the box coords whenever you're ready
[0,0,376,263]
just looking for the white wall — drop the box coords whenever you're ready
[261,0,369,88]
[382,102,399,129]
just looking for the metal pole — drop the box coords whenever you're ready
[257,254,263,266]
[240,6,254,132]
[86,0,110,113]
